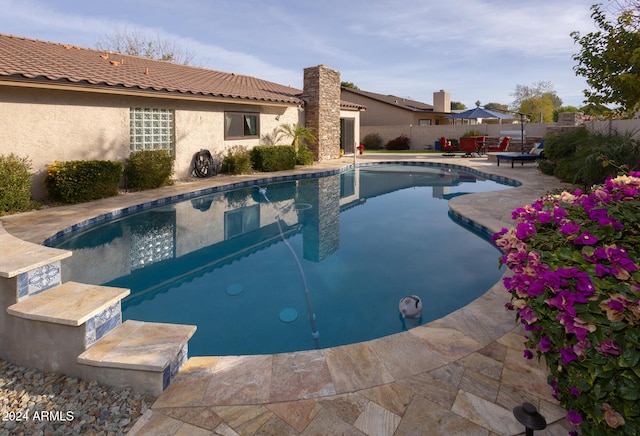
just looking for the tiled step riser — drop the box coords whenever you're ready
[17,261,63,301]
[85,302,122,348]
[0,260,62,305]
[167,344,189,390]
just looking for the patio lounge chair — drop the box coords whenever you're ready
[496,140,546,168]
[488,136,510,152]
[440,137,460,156]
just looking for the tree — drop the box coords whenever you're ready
[571,3,640,116]
[451,101,467,110]
[95,30,196,65]
[484,102,509,112]
[341,81,359,90]
[580,102,611,118]
[276,123,316,152]
[510,81,562,123]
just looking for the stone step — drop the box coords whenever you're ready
[0,224,71,303]
[0,224,71,280]
[4,282,130,374]
[7,280,129,328]
[77,319,196,397]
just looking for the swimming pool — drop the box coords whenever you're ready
[49,163,514,356]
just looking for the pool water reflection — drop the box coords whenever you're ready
[51,164,512,356]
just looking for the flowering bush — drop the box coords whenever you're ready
[384,134,411,150]
[493,172,640,435]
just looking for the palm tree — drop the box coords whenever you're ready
[276,123,316,153]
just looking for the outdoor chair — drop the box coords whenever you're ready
[440,137,460,156]
[496,140,546,168]
[459,137,477,157]
[488,136,510,152]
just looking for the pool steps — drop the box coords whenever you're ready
[0,224,195,397]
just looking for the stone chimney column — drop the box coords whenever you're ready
[302,65,341,161]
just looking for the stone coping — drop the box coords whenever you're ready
[7,281,130,326]
[0,224,71,278]
[78,320,196,372]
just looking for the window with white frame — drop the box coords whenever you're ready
[224,112,259,139]
[130,108,175,154]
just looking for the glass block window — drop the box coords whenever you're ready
[130,108,175,154]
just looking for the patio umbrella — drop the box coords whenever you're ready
[447,107,514,122]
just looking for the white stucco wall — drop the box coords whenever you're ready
[0,85,301,198]
[0,86,130,198]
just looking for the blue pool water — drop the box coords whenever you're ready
[49,164,513,356]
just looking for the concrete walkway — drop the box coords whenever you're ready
[1,153,575,435]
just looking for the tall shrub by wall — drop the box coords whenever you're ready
[124,150,174,191]
[0,153,34,215]
[45,160,123,204]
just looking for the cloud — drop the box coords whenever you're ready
[348,0,593,59]
[177,37,302,87]
[0,0,596,107]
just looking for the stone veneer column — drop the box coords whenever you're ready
[297,176,340,262]
[303,65,341,161]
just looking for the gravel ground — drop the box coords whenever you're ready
[0,358,153,435]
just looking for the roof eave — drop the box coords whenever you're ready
[0,77,302,107]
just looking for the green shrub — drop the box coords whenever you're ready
[250,145,296,172]
[573,131,640,187]
[462,129,482,137]
[0,153,34,215]
[537,158,556,176]
[124,150,174,191]
[385,134,411,150]
[361,133,383,150]
[45,160,123,204]
[296,145,314,166]
[544,128,640,188]
[220,145,252,175]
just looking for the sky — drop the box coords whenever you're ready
[0,0,602,109]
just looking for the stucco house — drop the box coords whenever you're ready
[341,87,451,127]
[0,33,364,198]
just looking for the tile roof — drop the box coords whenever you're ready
[342,87,433,112]
[0,33,306,105]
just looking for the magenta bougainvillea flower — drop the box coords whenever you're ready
[538,336,552,352]
[595,339,622,356]
[494,172,640,433]
[567,411,583,425]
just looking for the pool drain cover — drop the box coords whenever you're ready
[279,308,298,323]
[226,283,243,296]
